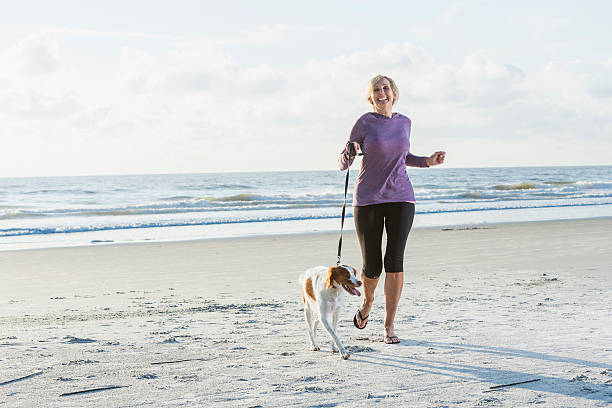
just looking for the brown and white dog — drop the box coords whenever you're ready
[299,265,362,359]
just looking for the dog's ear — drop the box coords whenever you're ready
[326,266,347,289]
[345,265,357,275]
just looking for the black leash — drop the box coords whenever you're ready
[337,148,363,265]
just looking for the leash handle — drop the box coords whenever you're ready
[337,161,351,265]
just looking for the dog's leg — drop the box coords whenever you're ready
[330,309,340,353]
[319,310,349,360]
[313,317,319,334]
[303,302,319,351]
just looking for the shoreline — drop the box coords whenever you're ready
[2,214,612,254]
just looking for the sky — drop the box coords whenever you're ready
[1,0,611,177]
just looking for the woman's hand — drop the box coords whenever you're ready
[345,142,361,160]
[426,151,446,167]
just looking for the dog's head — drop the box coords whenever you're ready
[326,265,362,296]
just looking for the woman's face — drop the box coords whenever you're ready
[369,78,395,111]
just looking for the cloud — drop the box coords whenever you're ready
[0,34,79,124]
[1,30,611,176]
[556,60,612,100]
[0,34,61,76]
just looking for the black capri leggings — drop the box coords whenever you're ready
[353,202,415,279]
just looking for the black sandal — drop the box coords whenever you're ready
[353,309,369,329]
[384,334,400,344]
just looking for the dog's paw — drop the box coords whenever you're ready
[311,346,320,351]
[341,353,350,360]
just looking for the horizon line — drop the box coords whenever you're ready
[2,163,611,180]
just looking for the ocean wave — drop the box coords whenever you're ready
[4,190,612,220]
[493,182,536,190]
[0,199,344,220]
[22,189,98,195]
[210,183,255,189]
[459,192,484,199]
[160,195,194,201]
[0,211,47,220]
[544,180,575,185]
[419,190,612,202]
[575,181,612,189]
[1,192,348,220]
[0,214,344,237]
[2,201,611,237]
[204,193,258,202]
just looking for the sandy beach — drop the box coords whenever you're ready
[1,218,611,407]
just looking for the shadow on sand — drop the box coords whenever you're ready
[352,340,612,403]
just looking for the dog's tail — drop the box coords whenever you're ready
[298,271,307,288]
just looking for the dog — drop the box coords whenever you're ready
[299,265,362,359]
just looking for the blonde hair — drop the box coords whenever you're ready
[366,75,399,106]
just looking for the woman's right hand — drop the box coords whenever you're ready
[345,142,361,160]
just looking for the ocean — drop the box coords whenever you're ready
[1,166,611,251]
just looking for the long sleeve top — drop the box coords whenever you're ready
[338,112,429,206]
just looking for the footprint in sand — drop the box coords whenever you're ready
[63,336,96,344]
[570,374,589,382]
[346,345,374,353]
[138,374,158,380]
[63,359,99,366]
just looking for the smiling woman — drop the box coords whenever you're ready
[367,74,399,115]
[339,74,446,344]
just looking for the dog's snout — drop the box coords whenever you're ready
[356,280,362,287]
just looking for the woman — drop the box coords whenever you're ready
[338,75,445,344]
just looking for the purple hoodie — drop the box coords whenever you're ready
[338,112,429,206]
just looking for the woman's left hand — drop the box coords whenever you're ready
[426,151,446,167]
